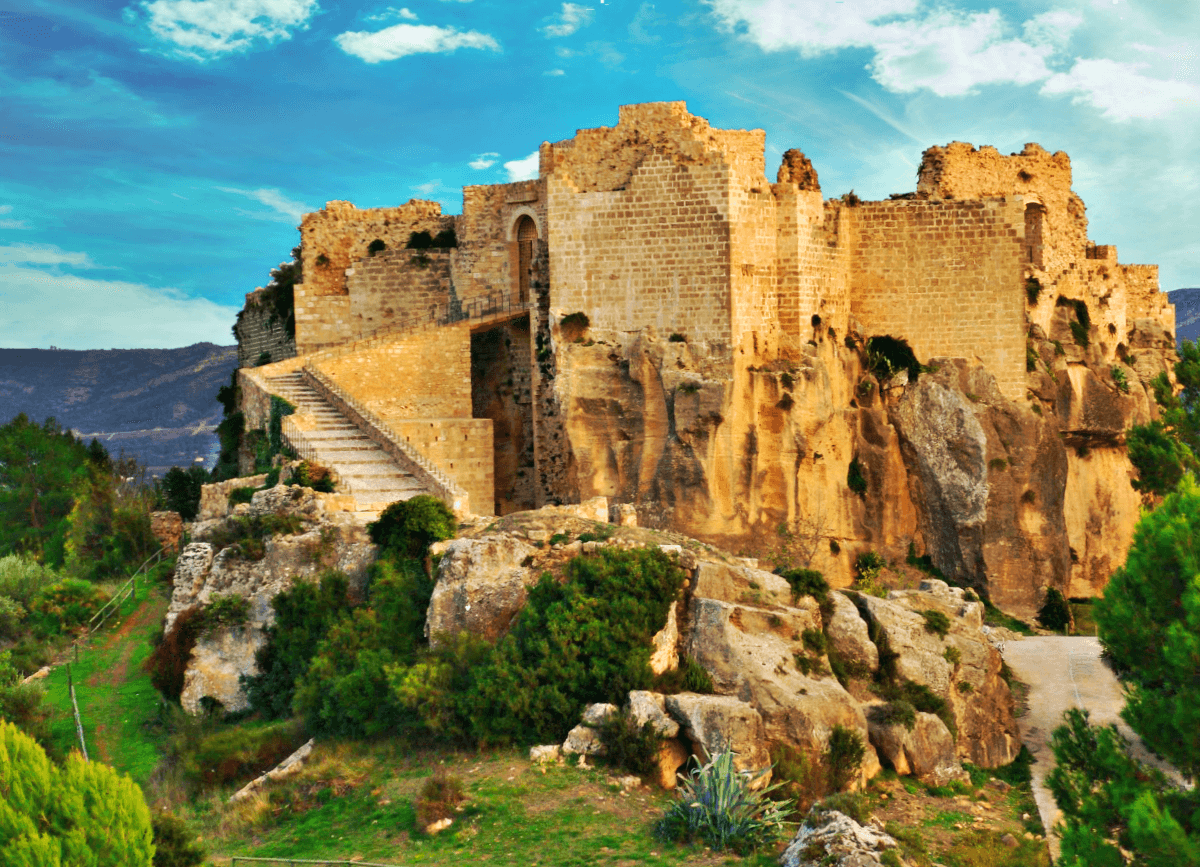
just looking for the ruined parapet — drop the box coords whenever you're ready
[542,100,766,193]
[776,148,820,191]
[235,286,298,368]
[293,199,455,352]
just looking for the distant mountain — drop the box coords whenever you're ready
[0,343,238,477]
[1170,288,1200,347]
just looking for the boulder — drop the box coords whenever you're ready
[627,691,680,738]
[684,596,880,784]
[781,810,902,867]
[582,703,618,727]
[825,591,878,674]
[425,535,538,646]
[562,724,603,756]
[690,561,793,608]
[653,738,690,789]
[866,708,967,786]
[664,693,771,784]
[648,601,679,675]
[180,625,266,714]
[529,745,563,764]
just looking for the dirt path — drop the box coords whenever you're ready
[1002,636,1181,861]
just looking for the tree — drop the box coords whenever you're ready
[0,719,155,866]
[1128,339,1200,496]
[0,415,92,565]
[158,466,209,522]
[1049,476,1200,864]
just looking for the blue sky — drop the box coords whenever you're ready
[1,0,1197,349]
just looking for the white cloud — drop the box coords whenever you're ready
[869,10,1055,97]
[0,262,239,349]
[133,0,319,60]
[1042,58,1200,121]
[544,68,565,76]
[335,23,500,62]
[469,152,499,169]
[706,0,918,56]
[367,6,417,21]
[413,180,441,195]
[542,3,593,38]
[504,152,540,182]
[1022,10,1084,50]
[218,187,310,223]
[0,206,28,230]
[0,244,100,268]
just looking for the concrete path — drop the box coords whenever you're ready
[1002,636,1181,861]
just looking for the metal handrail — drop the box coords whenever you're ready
[86,548,166,634]
[230,858,403,866]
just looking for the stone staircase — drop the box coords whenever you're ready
[267,371,432,521]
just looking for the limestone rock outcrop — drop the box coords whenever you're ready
[781,810,905,867]
[166,483,376,715]
[866,709,966,786]
[425,534,539,645]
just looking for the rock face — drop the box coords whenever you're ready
[781,810,903,867]
[866,710,966,786]
[664,693,772,785]
[167,484,376,714]
[548,311,1175,617]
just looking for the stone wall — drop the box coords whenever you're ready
[346,247,453,334]
[234,288,297,369]
[547,155,734,343]
[294,199,453,352]
[314,324,473,422]
[470,318,536,514]
[455,179,548,309]
[847,198,1027,400]
[390,418,494,518]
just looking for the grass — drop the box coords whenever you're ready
[1069,600,1098,636]
[193,745,781,866]
[41,575,169,785]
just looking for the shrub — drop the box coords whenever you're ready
[387,631,493,743]
[367,495,456,558]
[0,595,22,640]
[793,653,819,676]
[184,720,304,790]
[655,749,790,853]
[0,554,61,608]
[415,769,465,829]
[201,593,250,633]
[654,655,714,694]
[866,335,922,381]
[243,570,353,719]
[854,552,886,582]
[146,607,206,702]
[0,650,54,752]
[367,238,387,256]
[560,311,590,330]
[920,609,951,638]
[1025,277,1042,305]
[1037,586,1073,633]
[227,486,256,507]
[827,725,866,791]
[151,811,206,867]
[802,628,827,655]
[206,513,303,561]
[1026,344,1040,372]
[944,646,961,665]
[29,579,109,635]
[468,547,686,745]
[780,568,832,617]
[1111,365,1130,393]
[877,679,956,738]
[815,790,871,824]
[668,333,687,342]
[598,709,665,777]
[828,648,873,685]
[548,532,570,546]
[294,461,335,493]
[847,457,868,496]
[768,744,827,816]
[869,700,917,731]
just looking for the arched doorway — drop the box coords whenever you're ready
[516,215,537,303]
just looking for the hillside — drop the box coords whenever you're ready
[0,343,236,476]
[1169,287,1200,346]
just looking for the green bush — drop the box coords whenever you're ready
[1111,365,1130,394]
[227,487,256,507]
[387,631,494,743]
[0,650,54,753]
[1037,587,1072,633]
[828,648,873,685]
[468,547,686,745]
[367,495,456,558]
[0,596,23,640]
[869,699,917,731]
[854,552,886,582]
[768,743,826,816]
[201,593,250,633]
[0,554,60,609]
[780,568,829,606]
[29,579,109,635]
[815,790,871,824]
[920,609,951,638]
[206,513,303,561]
[188,719,305,789]
[597,709,665,777]
[655,749,790,854]
[293,559,432,738]
[944,646,961,665]
[802,628,827,655]
[876,679,956,738]
[1025,277,1042,305]
[243,570,353,719]
[866,335,922,381]
[847,457,868,496]
[294,460,335,493]
[827,724,866,791]
[151,811,206,867]
[654,655,714,694]
[548,532,570,546]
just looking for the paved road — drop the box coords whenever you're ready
[1002,636,1182,861]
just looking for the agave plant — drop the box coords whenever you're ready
[655,748,793,853]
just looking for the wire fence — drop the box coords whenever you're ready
[229,858,404,866]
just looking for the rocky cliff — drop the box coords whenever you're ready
[547,313,1174,618]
